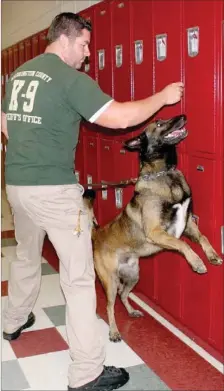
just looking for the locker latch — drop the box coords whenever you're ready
[102,184,108,200]
[115,188,123,209]
[156,34,167,61]
[115,45,123,68]
[135,40,143,65]
[98,49,105,70]
[187,27,199,57]
[87,175,92,189]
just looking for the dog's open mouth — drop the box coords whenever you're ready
[164,127,187,141]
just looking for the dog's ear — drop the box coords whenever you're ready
[124,136,141,150]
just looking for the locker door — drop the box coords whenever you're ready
[31,34,40,58]
[98,139,116,226]
[130,0,153,101]
[111,0,131,102]
[79,8,96,80]
[1,57,4,98]
[39,29,48,54]
[183,0,222,156]
[181,155,222,341]
[95,1,112,96]
[2,50,8,95]
[19,41,25,65]
[74,132,84,185]
[153,0,183,119]
[113,141,138,215]
[13,45,19,70]
[83,135,99,220]
[25,38,32,61]
[8,47,13,76]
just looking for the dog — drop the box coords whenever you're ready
[83,114,223,342]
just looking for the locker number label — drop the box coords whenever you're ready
[156,34,167,61]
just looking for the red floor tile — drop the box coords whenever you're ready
[10,327,68,358]
[1,230,15,239]
[1,281,8,296]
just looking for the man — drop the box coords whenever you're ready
[1,12,184,391]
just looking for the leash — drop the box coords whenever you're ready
[82,177,138,191]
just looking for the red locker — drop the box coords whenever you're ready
[18,41,25,65]
[183,0,223,156]
[111,0,131,102]
[8,47,13,75]
[31,34,40,58]
[95,1,112,96]
[25,38,32,61]
[130,0,153,101]
[98,139,116,226]
[2,50,8,95]
[39,29,48,54]
[83,135,99,221]
[79,7,96,80]
[13,45,19,70]
[74,132,84,185]
[113,140,138,214]
[150,0,184,319]
[181,155,223,341]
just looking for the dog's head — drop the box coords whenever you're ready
[124,115,187,161]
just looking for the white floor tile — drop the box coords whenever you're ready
[1,256,11,281]
[23,307,54,333]
[2,338,17,361]
[19,350,71,391]
[57,325,68,344]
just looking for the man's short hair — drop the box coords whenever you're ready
[47,12,92,43]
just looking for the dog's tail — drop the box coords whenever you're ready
[83,189,99,232]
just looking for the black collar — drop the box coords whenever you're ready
[140,166,176,181]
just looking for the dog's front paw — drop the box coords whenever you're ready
[208,254,223,266]
[192,258,207,274]
[109,330,122,343]
[129,310,144,318]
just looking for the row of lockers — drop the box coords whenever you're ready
[76,131,223,357]
[1,0,223,157]
[1,0,223,358]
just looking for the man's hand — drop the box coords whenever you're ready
[160,82,184,105]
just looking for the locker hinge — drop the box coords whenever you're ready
[221,226,224,255]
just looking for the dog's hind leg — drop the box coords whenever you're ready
[118,257,144,317]
[120,281,144,318]
[184,215,223,266]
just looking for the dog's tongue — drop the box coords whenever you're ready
[165,128,185,139]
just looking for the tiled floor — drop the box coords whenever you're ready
[1,191,224,391]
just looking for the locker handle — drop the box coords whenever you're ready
[104,145,110,150]
[134,40,143,65]
[98,49,105,70]
[115,45,123,68]
[89,142,94,147]
[120,149,126,154]
[100,10,106,15]
[196,165,204,172]
[118,2,124,8]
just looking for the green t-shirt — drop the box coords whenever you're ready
[2,53,112,185]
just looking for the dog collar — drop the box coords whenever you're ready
[140,166,176,181]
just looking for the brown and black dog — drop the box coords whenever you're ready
[83,114,223,342]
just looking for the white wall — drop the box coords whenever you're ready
[1,0,102,50]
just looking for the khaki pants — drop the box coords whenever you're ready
[4,184,106,388]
